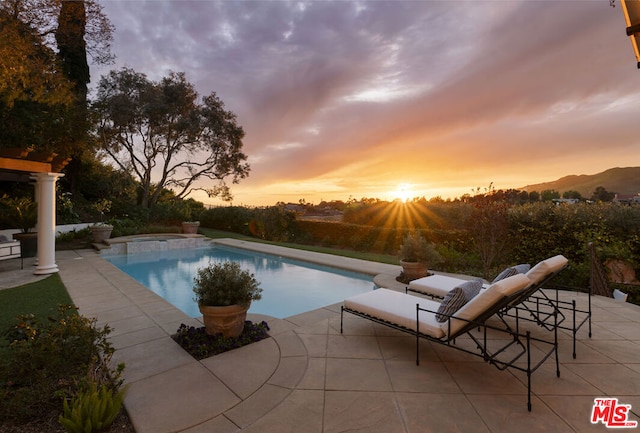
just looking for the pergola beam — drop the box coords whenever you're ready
[0,157,52,173]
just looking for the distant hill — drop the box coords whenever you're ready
[520,167,640,198]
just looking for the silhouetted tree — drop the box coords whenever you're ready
[94,68,250,208]
[591,186,616,202]
[563,190,583,200]
[541,190,561,201]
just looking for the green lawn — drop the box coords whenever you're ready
[0,274,71,360]
[199,228,399,265]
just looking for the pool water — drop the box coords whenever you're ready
[104,245,375,319]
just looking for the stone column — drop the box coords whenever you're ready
[31,172,64,275]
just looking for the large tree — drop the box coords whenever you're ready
[55,0,90,100]
[1,0,114,195]
[93,68,251,208]
[0,0,112,151]
[0,8,73,150]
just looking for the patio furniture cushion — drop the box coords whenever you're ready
[444,273,531,336]
[344,288,446,338]
[409,274,490,299]
[525,255,568,285]
[435,279,483,322]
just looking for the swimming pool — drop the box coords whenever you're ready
[104,245,375,319]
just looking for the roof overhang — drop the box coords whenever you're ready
[621,0,640,68]
[0,148,71,182]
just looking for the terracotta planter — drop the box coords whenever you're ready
[199,303,250,337]
[400,260,428,281]
[91,225,113,243]
[182,221,200,234]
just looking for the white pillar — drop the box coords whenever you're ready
[31,172,64,275]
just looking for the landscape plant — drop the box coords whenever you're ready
[172,321,270,360]
[58,381,125,433]
[0,194,37,232]
[193,261,262,307]
[0,305,125,423]
[399,232,442,265]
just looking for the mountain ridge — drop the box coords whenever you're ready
[520,167,640,198]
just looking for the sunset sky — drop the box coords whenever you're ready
[94,0,640,206]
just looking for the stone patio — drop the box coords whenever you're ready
[2,239,640,432]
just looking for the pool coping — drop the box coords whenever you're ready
[55,240,640,433]
[57,239,403,433]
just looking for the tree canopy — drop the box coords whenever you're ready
[0,9,73,108]
[1,0,114,66]
[93,68,251,208]
[0,0,112,154]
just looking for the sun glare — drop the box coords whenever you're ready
[394,183,412,202]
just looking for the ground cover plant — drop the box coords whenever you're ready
[172,321,270,360]
[0,277,134,433]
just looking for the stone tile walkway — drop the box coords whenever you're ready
[4,241,640,432]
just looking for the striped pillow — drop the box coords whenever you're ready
[436,287,467,322]
[460,278,483,301]
[491,264,531,284]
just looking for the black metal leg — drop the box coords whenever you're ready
[527,331,532,412]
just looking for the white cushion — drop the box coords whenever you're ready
[544,255,568,273]
[525,255,568,285]
[409,274,489,298]
[442,273,531,336]
[344,288,446,338]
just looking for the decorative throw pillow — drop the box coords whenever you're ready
[459,278,483,301]
[513,264,531,274]
[491,264,530,284]
[435,287,467,322]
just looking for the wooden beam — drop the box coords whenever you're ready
[0,147,34,158]
[51,156,72,173]
[0,157,51,173]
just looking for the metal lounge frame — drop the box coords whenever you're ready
[406,260,590,359]
[340,288,559,412]
[498,264,592,359]
[501,284,591,359]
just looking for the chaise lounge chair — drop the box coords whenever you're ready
[407,256,567,299]
[341,273,560,411]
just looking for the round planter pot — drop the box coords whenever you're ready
[182,221,200,234]
[13,232,38,258]
[400,260,428,281]
[91,226,113,243]
[199,303,250,338]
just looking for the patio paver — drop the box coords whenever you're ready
[4,242,640,432]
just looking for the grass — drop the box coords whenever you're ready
[198,228,400,265]
[0,274,71,361]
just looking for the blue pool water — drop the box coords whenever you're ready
[104,245,375,319]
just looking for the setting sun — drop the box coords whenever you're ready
[394,183,413,202]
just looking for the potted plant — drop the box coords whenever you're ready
[90,199,113,243]
[193,261,263,337]
[181,221,200,234]
[0,195,38,258]
[399,232,442,281]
